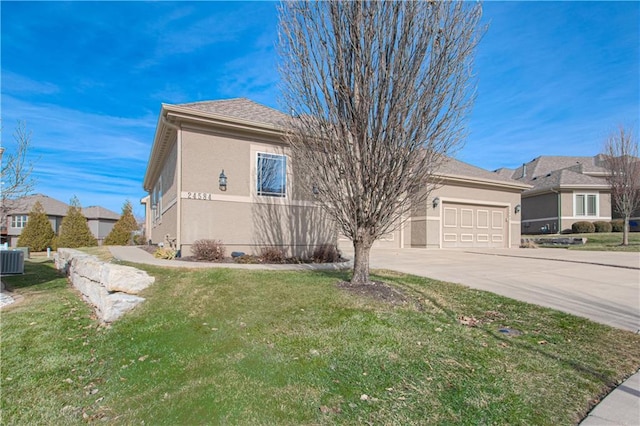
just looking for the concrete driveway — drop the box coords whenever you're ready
[341,246,640,332]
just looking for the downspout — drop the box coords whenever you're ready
[161,115,182,254]
[550,187,561,233]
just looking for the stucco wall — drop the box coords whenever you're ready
[180,197,335,257]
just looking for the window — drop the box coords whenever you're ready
[257,152,286,197]
[575,193,597,216]
[152,177,162,222]
[11,215,28,228]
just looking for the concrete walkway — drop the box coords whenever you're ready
[110,245,639,425]
[108,245,352,271]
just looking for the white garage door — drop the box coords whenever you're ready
[442,203,508,248]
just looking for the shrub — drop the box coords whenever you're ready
[17,201,55,251]
[312,244,342,263]
[260,247,286,263]
[234,254,261,264]
[571,221,595,234]
[593,221,612,233]
[519,240,538,249]
[153,248,177,259]
[57,196,97,248]
[191,239,226,261]
[104,200,138,246]
[611,219,625,232]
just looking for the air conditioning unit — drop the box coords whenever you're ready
[1,250,25,275]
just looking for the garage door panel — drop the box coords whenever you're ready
[442,202,508,248]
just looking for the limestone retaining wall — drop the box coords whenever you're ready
[55,248,155,322]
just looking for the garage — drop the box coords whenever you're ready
[442,202,508,248]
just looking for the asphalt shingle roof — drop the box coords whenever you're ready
[176,98,289,128]
[4,194,118,219]
[511,155,608,182]
[440,158,525,185]
[526,168,608,192]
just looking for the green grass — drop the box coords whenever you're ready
[75,245,115,261]
[524,232,640,252]
[567,232,640,251]
[2,261,640,424]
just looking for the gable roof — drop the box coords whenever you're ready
[439,158,531,190]
[510,155,608,182]
[4,194,119,220]
[176,98,289,128]
[526,168,609,193]
[145,98,530,193]
[82,206,120,220]
[4,194,70,216]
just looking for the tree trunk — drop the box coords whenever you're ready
[623,216,630,246]
[351,239,373,285]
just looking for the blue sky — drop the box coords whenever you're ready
[1,1,638,217]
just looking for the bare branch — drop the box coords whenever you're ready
[1,121,38,225]
[278,1,483,283]
[602,125,640,246]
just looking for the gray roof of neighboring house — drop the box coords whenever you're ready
[4,194,69,216]
[176,98,289,128]
[5,194,119,220]
[526,168,609,193]
[82,206,120,220]
[510,155,608,182]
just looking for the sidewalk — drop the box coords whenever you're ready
[107,245,352,271]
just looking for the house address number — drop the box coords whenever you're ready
[182,191,215,201]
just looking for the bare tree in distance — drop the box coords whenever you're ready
[603,126,640,246]
[1,121,37,226]
[278,1,483,284]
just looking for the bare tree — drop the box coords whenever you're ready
[278,1,483,284]
[603,126,640,246]
[1,121,37,226]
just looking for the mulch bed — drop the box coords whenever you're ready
[337,280,410,306]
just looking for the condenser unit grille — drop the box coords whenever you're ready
[1,250,25,275]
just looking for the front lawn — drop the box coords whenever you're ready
[567,232,640,252]
[2,260,639,424]
[523,232,640,252]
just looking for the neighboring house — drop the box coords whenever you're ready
[142,98,530,254]
[493,154,636,234]
[82,205,121,243]
[1,194,119,246]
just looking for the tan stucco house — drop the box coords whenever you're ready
[494,155,626,234]
[142,98,530,255]
[1,194,119,246]
[141,98,335,257]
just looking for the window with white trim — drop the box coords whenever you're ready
[257,152,287,197]
[575,193,597,217]
[11,215,28,228]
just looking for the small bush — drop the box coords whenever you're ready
[519,240,538,249]
[312,244,342,263]
[234,254,261,264]
[191,239,226,261]
[260,247,286,264]
[572,221,595,234]
[611,219,625,232]
[593,221,612,233]
[153,248,177,259]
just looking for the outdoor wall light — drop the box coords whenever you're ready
[219,170,227,191]
[515,204,521,214]
[432,197,440,208]
[312,184,319,195]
